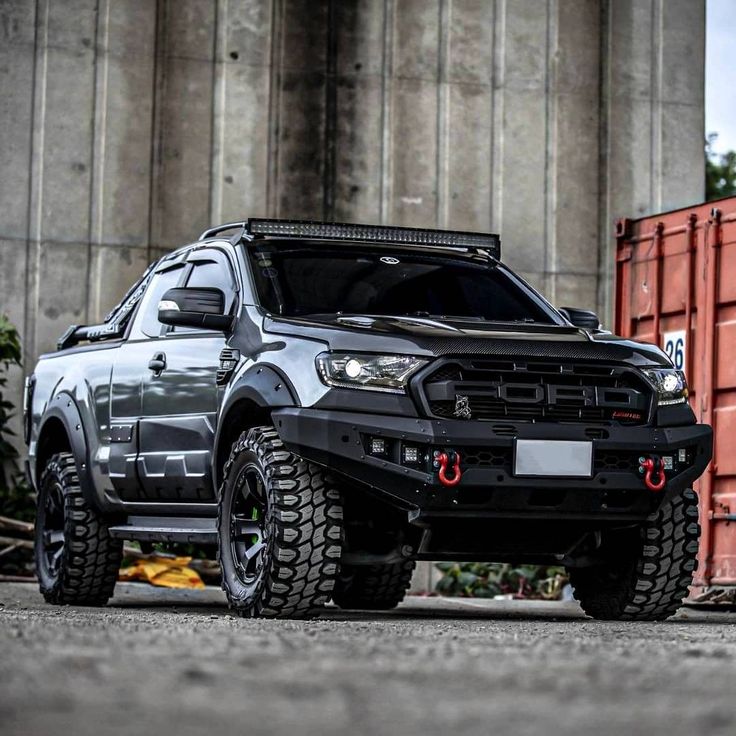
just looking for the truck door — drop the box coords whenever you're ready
[109,260,189,500]
[136,247,237,501]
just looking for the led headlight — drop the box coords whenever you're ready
[642,368,688,406]
[316,353,428,393]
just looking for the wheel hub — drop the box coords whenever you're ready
[230,463,269,588]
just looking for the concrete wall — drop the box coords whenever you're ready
[0,0,705,446]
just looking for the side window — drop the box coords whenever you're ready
[129,265,185,339]
[186,257,236,310]
[171,252,237,334]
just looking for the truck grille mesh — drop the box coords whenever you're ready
[420,358,651,425]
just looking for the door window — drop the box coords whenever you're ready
[129,264,186,339]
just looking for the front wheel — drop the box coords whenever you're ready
[217,426,343,618]
[568,488,700,621]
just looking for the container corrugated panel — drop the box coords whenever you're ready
[615,196,736,591]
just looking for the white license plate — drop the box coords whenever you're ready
[514,440,593,478]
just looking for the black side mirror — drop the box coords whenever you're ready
[559,306,601,330]
[158,287,232,331]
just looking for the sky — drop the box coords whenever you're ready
[706,0,736,154]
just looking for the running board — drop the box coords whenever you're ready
[108,516,218,544]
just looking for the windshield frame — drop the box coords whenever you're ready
[243,239,566,326]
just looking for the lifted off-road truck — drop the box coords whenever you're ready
[26,220,712,619]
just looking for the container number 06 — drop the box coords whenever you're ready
[663,330,686,371]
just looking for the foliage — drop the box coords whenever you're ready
[706,134,736,201]
[435,561,568,600]
[0,313,34,522]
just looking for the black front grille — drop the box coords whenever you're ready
[421,358,652,425]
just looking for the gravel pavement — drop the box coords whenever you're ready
[1,582,735,736]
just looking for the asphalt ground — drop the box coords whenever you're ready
[1,582,735,736]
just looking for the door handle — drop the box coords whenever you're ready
[148,352,166,375]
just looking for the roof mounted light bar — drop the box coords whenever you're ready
[245,218,501,260]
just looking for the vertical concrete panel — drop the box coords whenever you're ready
[497,2,548,278]
[0,2,36,241]
[658,0,705,211]
[443,0,493,231]
[390,78,438,227]
[150,0,216,248]
[213,61,271,221]
[211,0,272,222]
[389,0,440,227]
[445,83,492,231]
[551,0,600,287]
[271,0,328,218]
[35,1,98,244]
[35,242,89,354]
[332,1,385,222]
[89,0,157,249]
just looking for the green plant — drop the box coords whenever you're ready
[0,313,33,521]
[706,133,736,201]
[435,561,567,600]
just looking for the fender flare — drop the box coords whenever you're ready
[37,392,97,509]
[213,365,299,490]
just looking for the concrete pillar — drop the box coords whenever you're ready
[598,0,706,321]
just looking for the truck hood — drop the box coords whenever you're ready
[262,314,672,367]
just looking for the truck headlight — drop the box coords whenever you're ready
[642,368,688,406]
[316,353,428,393]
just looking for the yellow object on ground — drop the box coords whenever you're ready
[118,556,205,589]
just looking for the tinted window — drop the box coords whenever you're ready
[169,254,237,334]
[130,265,185,339]
[248,245,555,324]
[186,259,236,308]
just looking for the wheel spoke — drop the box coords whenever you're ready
[49,546,63,571]
[244,540,265,561]
[231,515,261,539]
[43,529,64,547]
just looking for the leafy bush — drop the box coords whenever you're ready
[435,562,567,600]
[0,313,34,521]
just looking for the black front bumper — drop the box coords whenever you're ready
[273,408,712,523]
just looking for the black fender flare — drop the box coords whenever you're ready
[213,365,299,490]
[37,392,97,509]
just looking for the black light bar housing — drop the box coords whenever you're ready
[246,219,501,260]
[200,219,501,260]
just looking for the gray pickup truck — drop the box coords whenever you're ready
[25,219,712,619]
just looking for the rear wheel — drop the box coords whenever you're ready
[217,426,343,618]
[333,560,416,610]
[34,452,122,606]
[568,488,700,621]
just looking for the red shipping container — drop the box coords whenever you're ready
[615,196,736,593]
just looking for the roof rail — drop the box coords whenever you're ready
[198,221,247,241]
[200,218,501,259]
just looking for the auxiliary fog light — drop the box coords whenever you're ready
[402,446,419,464]
[370,438,386,455]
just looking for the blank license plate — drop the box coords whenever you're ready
[514,440,593,478]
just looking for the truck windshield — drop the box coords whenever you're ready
[248,244,557,324]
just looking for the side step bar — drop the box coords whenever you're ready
[108,516,218,544]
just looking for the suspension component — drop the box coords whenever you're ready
[436,450,462,487]
[638,455,666,492]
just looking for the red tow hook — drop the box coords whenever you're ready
[639,455,666,492]
[437,451,462,487]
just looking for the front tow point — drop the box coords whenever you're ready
[638,455,666,492]
[435,450,463,487]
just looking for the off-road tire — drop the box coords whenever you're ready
[217,426,343,618]
[34,452,122,605]
[332,560,416,610]
[568,488,700,621]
